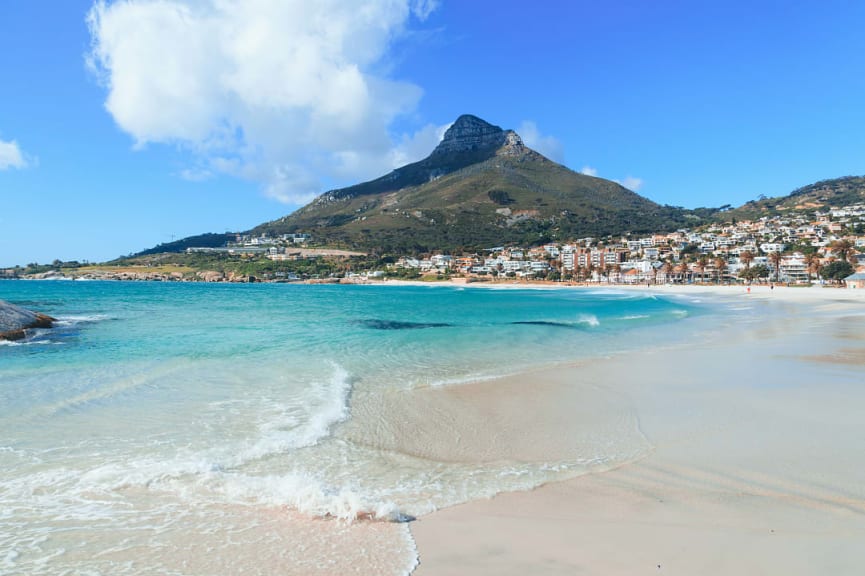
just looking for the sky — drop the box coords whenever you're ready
[2,0,864,267]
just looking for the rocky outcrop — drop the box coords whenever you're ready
[0,300,55,341]
[197,270,225,282]
[431,115,508,156]
[430,114,528,157]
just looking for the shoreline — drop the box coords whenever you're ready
[4,271,858,293]
[408,285,865,575]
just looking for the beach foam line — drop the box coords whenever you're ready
[74,365,355,499]
[53,314,114,326]
[239,364,353,461]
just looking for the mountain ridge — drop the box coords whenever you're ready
[124,115,864,259]
[252,114,695,253]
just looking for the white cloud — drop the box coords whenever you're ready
[87,0,437,203]
[178,167,214,182]
[410,0,439,20]
[389,122,450,168]
[0,138,31,170]
[579,165,644,192]
[618,176,644,192]
[517,121,564,163]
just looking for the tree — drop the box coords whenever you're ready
[740,264,769,281]
[830,239,855,263]
[804,252,821,282]
[768,251,782,282]
[740,250,754,271]
[695,255,708,283]
[662,259,675,283]
[820,260,854,283]
[713,256,727,283]
[677,260,690,283]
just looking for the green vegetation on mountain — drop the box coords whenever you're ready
[723,176,865,221]
[250,115,711,254]
[133,233,236,256]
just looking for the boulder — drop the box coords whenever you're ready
[0,300,55,341]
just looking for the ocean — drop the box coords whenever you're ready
[0,280,708,575]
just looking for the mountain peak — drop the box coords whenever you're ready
[432,114,510,156]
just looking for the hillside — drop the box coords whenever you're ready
[723,176,865,221]
[131,233,236,257]
[251,115,698,254]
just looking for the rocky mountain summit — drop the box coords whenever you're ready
[304,114,536,208]
[431,115,525,156]
[251,114,689,253]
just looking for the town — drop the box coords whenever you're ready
[4,203,865,288]
[268,202,865,287]
[388,204,864,286]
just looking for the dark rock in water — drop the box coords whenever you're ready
[0,300,55,341]
[356,319,453,330]
[510,320,577,329]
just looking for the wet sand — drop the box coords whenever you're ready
[410,285,865,575]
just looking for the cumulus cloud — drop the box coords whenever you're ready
[517,121,564,162]
[87,0,437,203]
[579,165,644,191]
[618,176,644,192]
[0,138,32,170]
[178,167,213,182]
[410,0,439,20]
[389,122,450,168]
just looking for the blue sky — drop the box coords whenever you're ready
[2,0,864,266]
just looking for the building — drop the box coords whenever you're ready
[844,272,865,289]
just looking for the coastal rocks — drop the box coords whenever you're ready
[0,300,55,341]
[197,270,225,282]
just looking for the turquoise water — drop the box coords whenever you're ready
[0,280,704,575]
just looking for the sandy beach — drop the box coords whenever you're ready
[409,284,865,575]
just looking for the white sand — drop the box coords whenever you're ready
[410,285,865,575]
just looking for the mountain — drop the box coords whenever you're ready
[250,115,695,254]
[722,175,865,221]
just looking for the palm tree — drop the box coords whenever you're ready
[695,256,708,283]
[830,239,855,264]
[662,259,675,283]
[677,259,690,284]
[804,252,820,283]
[768,251,782,282]
[740,250,754,271]
[713,256,727,284]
